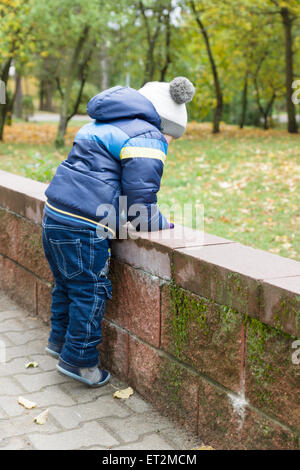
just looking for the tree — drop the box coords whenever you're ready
[32,0,128,147]
[280,4,298,133]
[224,0,285,129]
[188,0,223,133]
[245,0,300,133]
[136,0,175,85]
[54,24,92,147]
[0,0,36,139]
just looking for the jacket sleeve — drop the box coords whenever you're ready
[120,133,170,231]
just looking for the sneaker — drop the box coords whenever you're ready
[45,342,63,359]
[56,358,110,387]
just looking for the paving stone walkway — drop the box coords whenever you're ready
[0,292,202,450]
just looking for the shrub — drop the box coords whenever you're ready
[22,95,34,121]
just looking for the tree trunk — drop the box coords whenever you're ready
[213,89,223,134]
[39,79,45,110]
[139,1,162,85]
[281,7,298,133]
[145,46,155,83]
[240,71,248,129]
[263,113,269,130]
[55,25,90,148]
[14,72,23,118]
[190,0,223,133]
[100,41,109,90]
[160,8,172,82]
[45,80,53,111]
[0,106,7,140]
[254,77,276,130]
[0,57,12,141]
[55,115,69,148]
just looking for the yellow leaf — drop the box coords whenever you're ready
[34,409,49,425]
[25,361,38,368]
[113,387,134,399]
[193,445,214,450]
[18,396,36,409]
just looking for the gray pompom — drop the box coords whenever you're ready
[169,77,195,104]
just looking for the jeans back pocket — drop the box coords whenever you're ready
[49,238,83,279]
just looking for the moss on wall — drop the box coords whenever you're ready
[273,296,300,337]
[165,280,243,361]
[244,315,299,409]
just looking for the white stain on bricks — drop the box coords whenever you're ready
[178,261,196,285]
[227,388,248,430]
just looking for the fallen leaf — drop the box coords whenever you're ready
[219,216,230,223]
[218,182,231,189]
[25,361,38,368]
[18,396,36,409]
[113,387,134,400]
[193,445,214,450]
[34,409,49,425]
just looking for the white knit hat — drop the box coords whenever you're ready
[138,76,195,138]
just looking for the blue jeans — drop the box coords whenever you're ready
[42,215,112,367]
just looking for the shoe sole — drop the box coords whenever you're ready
[56,364,110,388]
[45,347,60,359]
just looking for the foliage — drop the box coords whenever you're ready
[21,95,34,121]
[1,0,300,133]
[69,81,99,115]
[0,121,299,262]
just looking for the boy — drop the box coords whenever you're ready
[42,76,195,387]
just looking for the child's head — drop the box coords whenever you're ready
[138,77,195,139]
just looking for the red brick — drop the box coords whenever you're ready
[174,243,300,318]
[112,238,171,280]
[261,276,300,337]
[161,283,244,393]
[36,279,52,323]
[198,377,299,450]
[105,260,161,347]
[0,209,18,260]
[245,319,300,430]
[128,335,199,432]
[99,319,129,381]
[133,224,233,249]
[0,170,46,224]
[17,217,52,282]
[111,227,232,281]
[0,255,36,314]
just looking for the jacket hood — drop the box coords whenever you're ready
[87,86,162,129]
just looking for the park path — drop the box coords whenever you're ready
[28,111,300,124]
[29,112,91,123]
[0,291,201,450]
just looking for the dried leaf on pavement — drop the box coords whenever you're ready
[113,387,134,400]
[25,361,38,368]
[18,396,36,409]
[34,409,49,425]
[193,445,214,450]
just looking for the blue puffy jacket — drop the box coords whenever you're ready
[44,86,170,237]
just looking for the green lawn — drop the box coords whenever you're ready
[0,122,299,261]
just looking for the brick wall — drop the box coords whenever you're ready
[0,169,299,450]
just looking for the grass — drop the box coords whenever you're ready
[0,121,299,261]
